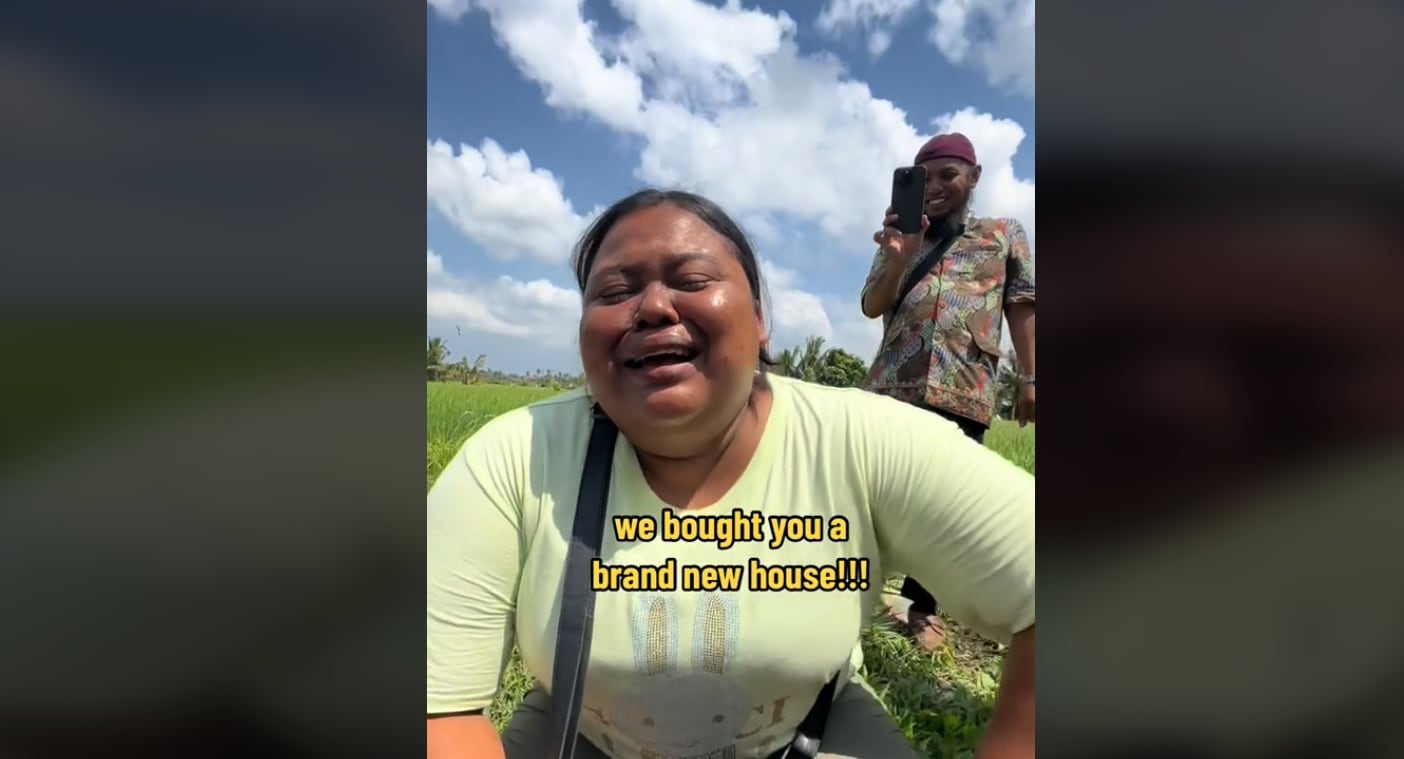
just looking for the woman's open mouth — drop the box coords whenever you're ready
[622,347,702,386]
[623,348,699,370]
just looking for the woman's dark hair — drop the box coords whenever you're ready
[570,188,775,369]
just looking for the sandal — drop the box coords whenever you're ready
[882,597,947,652]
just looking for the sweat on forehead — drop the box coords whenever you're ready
[600,206,726,252]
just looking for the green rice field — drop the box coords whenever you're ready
[427,381,1036,758]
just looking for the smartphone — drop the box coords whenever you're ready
[890,165,928,235]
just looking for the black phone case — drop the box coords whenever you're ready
[890,166,927,235]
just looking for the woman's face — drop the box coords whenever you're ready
[579,203,765,431]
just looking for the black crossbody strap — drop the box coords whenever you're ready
[546,404,620,759]
[771,671,841,759]
[889,223,965,320]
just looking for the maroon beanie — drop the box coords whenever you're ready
[914,132,977,166]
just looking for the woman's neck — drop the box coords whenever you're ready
[633,385,772,510]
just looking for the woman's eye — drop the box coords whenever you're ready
[595,280,634,298]
[675,278,709,291]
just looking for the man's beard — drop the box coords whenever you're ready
[924,202,965,240]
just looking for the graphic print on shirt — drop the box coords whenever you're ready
[605,591,752,759]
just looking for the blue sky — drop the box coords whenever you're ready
[427,0,1035,375]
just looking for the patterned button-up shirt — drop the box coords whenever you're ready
[860,212,1035,427]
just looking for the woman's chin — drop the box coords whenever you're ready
[638,384,706,422]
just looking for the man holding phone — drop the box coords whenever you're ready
[859,132,1036,650]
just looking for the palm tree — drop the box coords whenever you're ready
[427,337,450,382]
[795,336,827,382]
[769,337,869,387]
[774,347,799,378]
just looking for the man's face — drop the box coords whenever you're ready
[918,157,981,218]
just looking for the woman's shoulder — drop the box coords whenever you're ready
[769,374,931,436]
[463,387,595,454]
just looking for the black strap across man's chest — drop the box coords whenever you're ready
[889,221,967,320]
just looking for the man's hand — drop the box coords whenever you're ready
[873,205,929,263]
[1014,382,1035,427]
[861,207,933,319]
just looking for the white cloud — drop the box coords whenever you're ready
[931,107,1036,249]
[814,0,1035,97]
[759,259,835,348]
[927,0,1035,98]
[427,257,582,346]
[867,29,894,58]
[426,0,471,21]
[428,0,1035,369]
[610,0,795,108]
[443,0,1032,262]
[830,305,886,361]
[815,0,921,58]
[462,0,646,132]
[631,46,926,250]
[426,138,598,263]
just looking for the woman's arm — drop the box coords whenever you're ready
[976,626,1035,759]
[856,394,1036,753]
[426,411,532,756]
[427,715,506,759]
[862,400,1035,643]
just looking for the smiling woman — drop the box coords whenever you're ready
[425,189,1036,759]
[573,191,773,469]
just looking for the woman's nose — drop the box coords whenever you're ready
[633,281,679,327]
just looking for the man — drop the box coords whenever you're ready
[859,132,1036,650]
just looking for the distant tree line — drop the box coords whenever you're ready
[769,336,867,388]
[428,336,585,389]
[428,334,1027,420]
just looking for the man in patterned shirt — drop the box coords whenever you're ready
[859,132,1036,650]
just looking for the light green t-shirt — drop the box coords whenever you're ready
[426,374,1034,758]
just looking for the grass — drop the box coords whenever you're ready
[427,381,1035,758]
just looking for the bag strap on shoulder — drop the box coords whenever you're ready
[770,671,840,759]
[889,221,966,320]
[546,403,619,759]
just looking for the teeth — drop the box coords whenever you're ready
[627,349,694,368]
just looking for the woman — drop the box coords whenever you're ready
[426,189,1034,759]
[859,132,1037,652]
